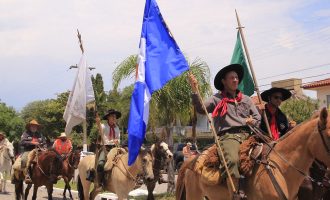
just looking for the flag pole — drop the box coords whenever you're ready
[76,29,89,151]
[235,10,272,138]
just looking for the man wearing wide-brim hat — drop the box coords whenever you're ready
[53,132,73,156]
[91,109,121,185]
[189,64,261,198]
[260,87,296,140]
[15,119,46,184]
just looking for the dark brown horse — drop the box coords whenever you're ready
[61,150,81,200]
[13,149,63,200]
[298,160,330,200]
[145,141,173,200]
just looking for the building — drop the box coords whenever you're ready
[302,78,330,108]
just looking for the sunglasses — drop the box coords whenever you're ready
[272,95,283,100]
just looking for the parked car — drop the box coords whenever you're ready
[173,143,198,171]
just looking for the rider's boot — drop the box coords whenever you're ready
[232,176,248,200]
[24,166,33,184]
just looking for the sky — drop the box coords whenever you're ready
[0,0,330,111]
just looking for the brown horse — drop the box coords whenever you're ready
[176,108,330,200]
[61,149,81,200]
[77,147,154,200]
[145,141,173,200]
[13,149,63,200]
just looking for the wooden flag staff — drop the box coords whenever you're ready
[235,10,272,138]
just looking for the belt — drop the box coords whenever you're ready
[218,126,251,135]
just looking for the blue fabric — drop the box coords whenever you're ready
[128,0,189,165]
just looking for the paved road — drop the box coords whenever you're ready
[0,175,174,199]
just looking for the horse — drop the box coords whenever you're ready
[77,147,154,200]
[61,149,81,200]
[145,140,173,200]
[13,149,63,200]
[298,161,330,200]
[176,107,330,200]
[0,141,15,193]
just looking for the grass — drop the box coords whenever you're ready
[54,180,77,191]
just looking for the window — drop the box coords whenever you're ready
[327,95,330,109]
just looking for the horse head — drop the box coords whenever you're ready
[68,150,81,169]
[311,108,330,167]
[2,141,15,164]
[138,147,154,181]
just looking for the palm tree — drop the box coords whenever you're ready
[112,55,211,193]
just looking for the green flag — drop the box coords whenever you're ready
[230,31,255,96]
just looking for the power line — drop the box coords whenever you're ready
[259,63,330,80]
[258,72,330,88]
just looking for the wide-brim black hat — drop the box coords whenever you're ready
[102,109,122,120]
[214,64,244,91]
[261,87,292,102]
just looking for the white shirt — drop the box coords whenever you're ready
[101,123,120,145]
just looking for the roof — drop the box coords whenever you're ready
[302,78,330,89]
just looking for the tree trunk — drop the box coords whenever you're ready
[166,126,175,194]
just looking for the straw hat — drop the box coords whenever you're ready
[187,142,192,147]
[25,119,41,130]
[59,132,67,138]
[0,132,5,136]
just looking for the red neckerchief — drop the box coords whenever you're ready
[267,104,280,140]
[109,124,116,140]
[212,91,243,118]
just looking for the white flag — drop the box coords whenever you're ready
[63,54,95,134]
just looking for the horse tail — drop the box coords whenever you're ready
[176,156,199,200]
[77,175,84,200]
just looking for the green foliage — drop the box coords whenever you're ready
[280,97,319,123]
[0,102,24,142]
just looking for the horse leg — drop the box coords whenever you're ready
[3,171,7,193]
[24,184,32,200]
[90,186,102,200]
[146,181,156,200]
[67,182,73,200]
[15,180,23,200]
[31,185,39,200]
[46,184,54,200]
[0,172,3,192]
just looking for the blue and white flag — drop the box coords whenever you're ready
[128,0,189,165]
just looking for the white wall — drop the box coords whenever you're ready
[315,86,330,108]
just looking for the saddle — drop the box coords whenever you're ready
[192,136,273,186]
[104,147,127,172]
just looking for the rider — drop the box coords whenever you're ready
[259,87,296,140]
[95,109,121,185]
[20,119,46,184]
[53,132,73,156]
[189,64,261,199]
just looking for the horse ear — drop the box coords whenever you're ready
[319,107,328,130]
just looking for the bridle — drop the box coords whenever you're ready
[318,123,330,155]
[67,151,80,169]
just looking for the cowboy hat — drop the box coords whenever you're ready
[0,132,5,136]
[261,87,292,102]
[59,132,67,138]
[102,109,122,120]
[187,142,192,146]
[214,64,244,91]
[25,119,41,130]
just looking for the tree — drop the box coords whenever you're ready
[0,102,24,143]
[112,55,211,193]
[280,97,319,123]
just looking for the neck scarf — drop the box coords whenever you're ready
[109,124,116,140]
[212,91,243,118]
[267,104,280,140]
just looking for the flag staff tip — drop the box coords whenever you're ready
[77,29,84,54]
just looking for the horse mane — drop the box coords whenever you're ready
[278,113,318,141]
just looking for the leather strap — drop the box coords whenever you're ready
[265,165,288,200]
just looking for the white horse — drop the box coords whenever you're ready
[0,140,15,193]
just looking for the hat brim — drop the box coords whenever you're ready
[214,64,244,91]
[102,111,122,120]
[261,87,292,102]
